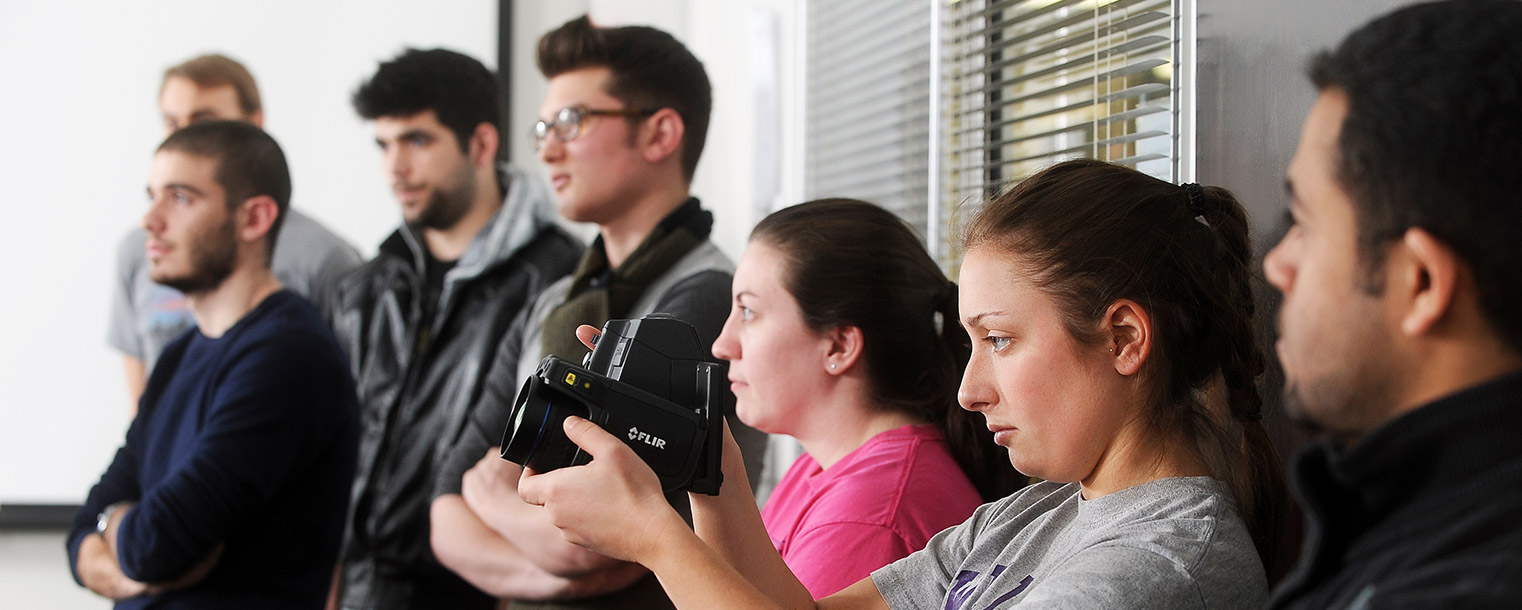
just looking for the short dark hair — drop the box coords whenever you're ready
[537,15,711,181]
[1309,0,1522,353]
[353,48,501,152]
[158,121,291,261]
[162,54,261,116]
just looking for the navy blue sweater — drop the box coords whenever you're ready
[68,291,360,609]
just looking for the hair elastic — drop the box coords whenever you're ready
[1181,183,1207,217]
[933,282,959,335]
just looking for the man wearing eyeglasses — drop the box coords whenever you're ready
[429,15,769,610]
[328,48,583,610]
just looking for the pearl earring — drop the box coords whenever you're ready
[829,363,837,370]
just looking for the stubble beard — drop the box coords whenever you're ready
[408,165,477,232]
[154,213,239,297]
[1280,337,1398,444]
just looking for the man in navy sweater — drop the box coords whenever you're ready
[67,120,360,609]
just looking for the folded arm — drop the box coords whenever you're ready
[115,341,337,581]
[430,493,647,599]
[461,451,631,577]
[75,503,222,600]
[518,417,890,610]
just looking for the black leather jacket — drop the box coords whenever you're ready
[329,165,583,610]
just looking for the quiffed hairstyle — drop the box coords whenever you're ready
[162,54,262,116]
[352,48,501,152]
[158,120,291,260]
[1308,0,1522,354]
[537,15,712,182]
[964,159,1291,582]
[751,199,1026,503]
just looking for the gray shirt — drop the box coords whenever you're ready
[872,477,1267,610]
[108,208,362,370]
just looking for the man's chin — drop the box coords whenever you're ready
[1283,398,1329,436]
[1284,385,1374,444]
[154,272,225,296]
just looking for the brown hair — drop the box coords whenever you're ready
[162,54,261,117]
[159,121,290,262]
[536,15,711,182]
[964,159,1291,582]
[752,199,1026,502]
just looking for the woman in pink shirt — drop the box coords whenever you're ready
[711,199,1025,597]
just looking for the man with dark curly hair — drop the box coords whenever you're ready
[330,48,583,610]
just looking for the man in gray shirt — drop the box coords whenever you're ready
[109,54,361,409]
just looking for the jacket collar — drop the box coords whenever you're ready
[378,162,559,286]
[1294,368,1522,523]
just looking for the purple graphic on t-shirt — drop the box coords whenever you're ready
[943,566,1033,610]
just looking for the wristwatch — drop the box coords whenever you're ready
[95,502,129,536]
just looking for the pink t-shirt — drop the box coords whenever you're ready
[761,424,983,599]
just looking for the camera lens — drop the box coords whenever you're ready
[500,376,591,473]
[501,378,548,465]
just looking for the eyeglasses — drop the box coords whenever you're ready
[532,106,656,150]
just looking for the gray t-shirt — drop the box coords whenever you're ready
[872,477,1266,610]
[108,207,362,371]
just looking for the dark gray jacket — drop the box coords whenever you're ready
[329,164,582,610]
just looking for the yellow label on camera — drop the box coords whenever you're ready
[564,372,577,386]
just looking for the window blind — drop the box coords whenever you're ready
[939,0,1180,266]
[804,0,933,234]
[803,0,1187,269]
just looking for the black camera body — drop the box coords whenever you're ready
[500,314,725,495]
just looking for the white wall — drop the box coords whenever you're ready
[0,0,805,505]
[0,0,498,504]
[510,0,805,262]
[511,0,808,493]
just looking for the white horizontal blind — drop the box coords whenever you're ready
[804,0,933,234]
[940,0,1179,267]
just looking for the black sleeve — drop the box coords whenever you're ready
[646,270,732,355]
[433,307,531,498]
[647,270,770,493]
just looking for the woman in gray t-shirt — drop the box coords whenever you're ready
[517,160,1290,609]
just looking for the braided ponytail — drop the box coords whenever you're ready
[1193,186,1294,584]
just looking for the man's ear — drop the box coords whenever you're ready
[823,325,865,376]
[469,122,500,169]
[639,108,685,165]
[237,195,280,246]
[1104,299,1152,376]
[1396,227,1461,337]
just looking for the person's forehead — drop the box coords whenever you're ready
[374,109,450,134]
[150,150,220,184]
[160,78,241,111]
[539,67,618,114]
[1287,91,1351,208]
